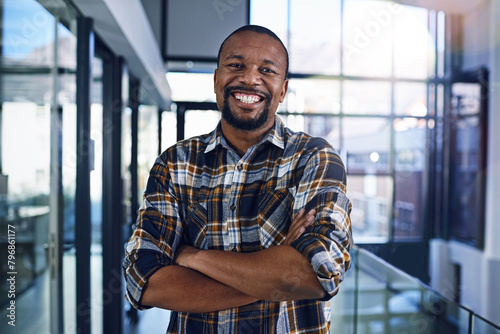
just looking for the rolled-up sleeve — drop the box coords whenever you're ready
[291,144,353,300]
[122,156,184,310]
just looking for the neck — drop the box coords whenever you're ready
[221,121,273,156]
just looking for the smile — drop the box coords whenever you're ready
[233,92,262,104]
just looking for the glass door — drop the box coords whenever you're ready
[0,1,77,333]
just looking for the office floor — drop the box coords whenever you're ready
[125,307,171,334]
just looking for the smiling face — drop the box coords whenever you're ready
[214,30,288,132]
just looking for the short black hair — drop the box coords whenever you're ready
[217,25,289,79]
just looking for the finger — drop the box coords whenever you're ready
[285,210,316,244]
[290,218,312,238]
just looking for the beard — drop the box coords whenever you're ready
[221,86,272,131]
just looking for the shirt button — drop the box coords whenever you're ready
[237,164,243,171]
[277,192,285,199]
[230,204,236,211]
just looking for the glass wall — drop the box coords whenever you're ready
[137,93,159,202]
[331,247,500,334]
[0,0,77,333]
[248,0,444,243]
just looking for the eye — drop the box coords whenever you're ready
[260,67,276,74]
[228,63,243,69]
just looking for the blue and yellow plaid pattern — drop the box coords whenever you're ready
[123,117,353,333]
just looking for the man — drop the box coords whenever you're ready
[123,25,353,333]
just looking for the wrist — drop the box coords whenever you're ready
[175,245,201,269]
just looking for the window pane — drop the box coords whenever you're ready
[161,110,177,152]
[287,79,340,114]
[250,0,288,48]
[90,56,104,334]
[138,104,159,199]
[58,22,77,69]
[449,115,482,245]
[448,82,484,246]
[2,73,52,103]
[1,101,51,333]
[166,72,216,102]
[394,82,428,116]
[1,0,55,67]
[289,0,341,75]
[393,117,427,240]
[280,115,341,151]
[343,0,394,77]
[393,5,431,79]
[348,175,392,242]
[343,81,391,115]
[344,117,392,242]
[344,118,391,174]
[185,109,221,139]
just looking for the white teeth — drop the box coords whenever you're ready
[235,94,260,104]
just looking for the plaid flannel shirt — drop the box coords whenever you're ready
[123,117,353,334]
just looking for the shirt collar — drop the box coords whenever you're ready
[204,116,286,153]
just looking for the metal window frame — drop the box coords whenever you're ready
[75,16,94,334]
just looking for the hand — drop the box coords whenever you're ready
[283,208,316,245]
[174,244,199,268]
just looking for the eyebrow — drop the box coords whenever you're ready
[224,55,280,68]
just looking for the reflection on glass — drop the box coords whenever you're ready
[393,5,431,79]
[393,117,427,240]
[289,0,341,75]
[1,0,55,67]
[62,91,77,334]
[437,11,446,78]
[329,250,356,334]
[122,107,132,228]
[351,248,474,334]
[343,0,394,77]
[287,79,340,114]
[0,101,51,334]
[449,83,483,246]
[58,21,77,334]
[394,82,428,116]
[343,81,391,115]
[90,56,104,334]
[473,315,500,334]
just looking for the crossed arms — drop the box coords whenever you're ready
[123,144,352,314]
[141,209,324,313]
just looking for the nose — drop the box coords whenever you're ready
[239,66,261,86]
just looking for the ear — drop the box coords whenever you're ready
[213,69,218,94]
[279,79,289,103]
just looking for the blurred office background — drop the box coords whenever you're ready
[0,0,499,333]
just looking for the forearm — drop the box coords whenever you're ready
[179,245,326,301]
[141,265,258,313]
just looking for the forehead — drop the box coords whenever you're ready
[220,31,287,65]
